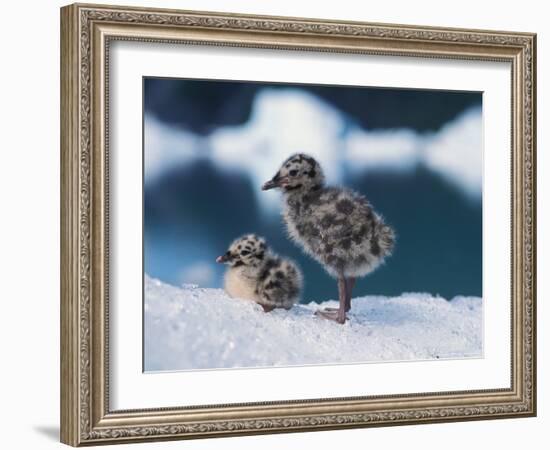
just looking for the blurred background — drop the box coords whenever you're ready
[144,78,482,302]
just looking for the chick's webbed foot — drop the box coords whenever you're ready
[261,304,276,313]
[314,276,348,324]
[314,308,347,324]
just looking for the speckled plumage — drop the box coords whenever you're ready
[266,154,395,279]
[217,234,302,310]
[284,186,394,278]
[262,153,395,323]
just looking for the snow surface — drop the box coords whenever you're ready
[144,275,482,372]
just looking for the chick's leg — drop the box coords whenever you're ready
[317,277,355,312]
[336,277,347,323]
[345,277,355,312]
[315,276,348,324]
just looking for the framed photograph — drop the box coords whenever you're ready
[60,3,537,446]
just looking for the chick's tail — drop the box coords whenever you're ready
[376,223,396,256]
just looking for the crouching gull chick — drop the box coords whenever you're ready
[262,153,395,324]
[216,234,303,312]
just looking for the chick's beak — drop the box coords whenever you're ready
[216,254,228,263]
[261,178,278,191]
[262,173,288,191]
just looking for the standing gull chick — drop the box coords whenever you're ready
[262,153,395,324]
[216,234,303,312]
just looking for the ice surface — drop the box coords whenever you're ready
[144,275,482,371]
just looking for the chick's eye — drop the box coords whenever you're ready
[289,170,298,177]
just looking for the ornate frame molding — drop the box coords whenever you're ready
[60,3,536,446]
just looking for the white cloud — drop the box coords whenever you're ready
[346,128,420,172]
[209,89,347,212]
[144,89,482,204]
[343,107,483,200]
[422,107,482,198]
[144,114,202,183]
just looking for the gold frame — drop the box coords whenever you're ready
[60,2,537,446]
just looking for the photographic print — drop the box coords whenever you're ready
[61,4,536,445]
[143,78,483,372]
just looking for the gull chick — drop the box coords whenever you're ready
[262,153,395,324]
[216,234,302,311]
